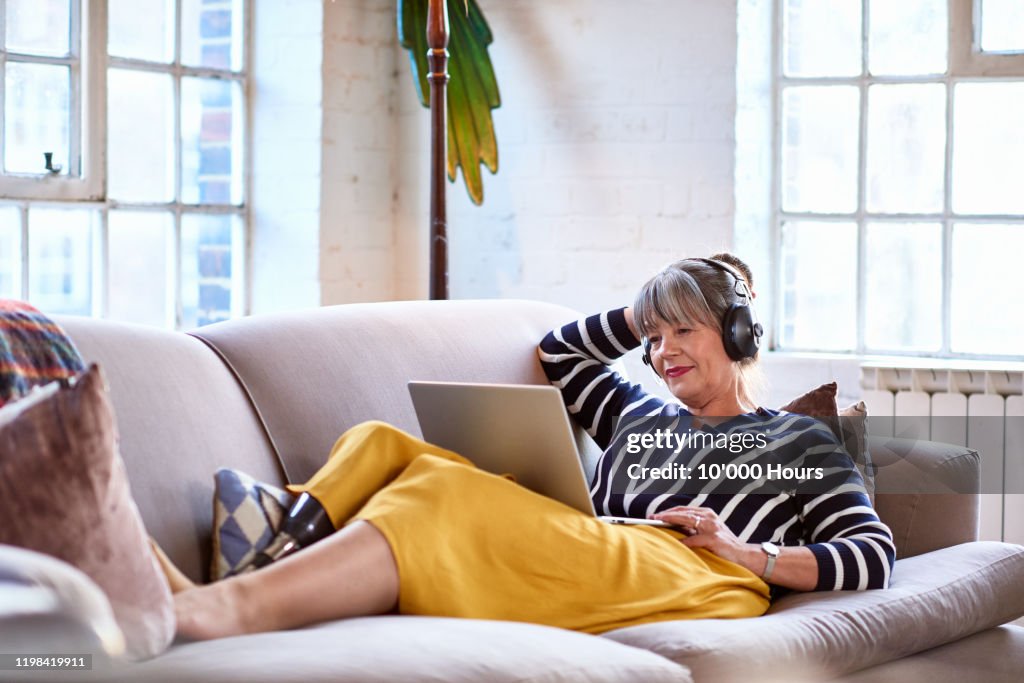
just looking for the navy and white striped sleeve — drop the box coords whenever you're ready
[537,308,663,450]
[796,439,897,590]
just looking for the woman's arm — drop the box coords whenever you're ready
[537,307,663,450]
[797,489,895,590]
[651,506,819,591]
[623,306,640,339]
[651,424,895,592]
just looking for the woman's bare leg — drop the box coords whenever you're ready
[175,520,398,640]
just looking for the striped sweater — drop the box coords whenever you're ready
[538,307,896,591]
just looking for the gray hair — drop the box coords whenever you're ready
[633,258,765,410]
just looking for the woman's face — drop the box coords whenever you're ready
[646,318,738,411]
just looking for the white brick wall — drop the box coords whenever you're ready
[393,0,739,313]
[255,1,740,313]
[319,0,399,304]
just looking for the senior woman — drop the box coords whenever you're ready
[173,255,894,641]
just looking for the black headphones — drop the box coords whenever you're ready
[641,257,763,368]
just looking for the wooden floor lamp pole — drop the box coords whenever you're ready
[427,0,450,300]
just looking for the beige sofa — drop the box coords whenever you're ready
[4,299,1024,682]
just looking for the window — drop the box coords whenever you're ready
[0,0,103,199]
[773,0,1024,358]
[0,0,247,328]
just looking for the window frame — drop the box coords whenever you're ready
[770,0,1024,360]
[0,0,249,329]
[105,0,249,328]
[0,0,106,200]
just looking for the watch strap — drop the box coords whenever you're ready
[760,542,779,582]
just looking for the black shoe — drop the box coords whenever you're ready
[233,492,335,575]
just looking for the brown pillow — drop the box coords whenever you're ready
[779,381,839,416]
[779,383,875,501]
[0,365,174,660]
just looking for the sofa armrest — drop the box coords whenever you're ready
[0,544,125,661]
[604,541,1024,682]
[869,436,979,558]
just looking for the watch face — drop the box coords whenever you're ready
[762,541,780,556]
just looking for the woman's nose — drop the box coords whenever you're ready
[659,339,680,357]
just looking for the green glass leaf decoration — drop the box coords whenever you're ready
[398,0,501,205]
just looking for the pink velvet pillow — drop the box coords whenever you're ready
[0,365,174,660]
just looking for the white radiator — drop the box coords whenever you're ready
[859,363,1024,544]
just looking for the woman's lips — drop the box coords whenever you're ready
[664,366,692,378]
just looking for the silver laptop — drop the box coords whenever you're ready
[408,381,667,527]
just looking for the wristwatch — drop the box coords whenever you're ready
[760,542,781,582]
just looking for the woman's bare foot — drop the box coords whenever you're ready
[174,579,251,641]
[174,521,400,641]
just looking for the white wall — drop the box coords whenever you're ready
[319,0,401,304]
[250,0,323,314]
[257,1,740,314]
[393,0,740,313]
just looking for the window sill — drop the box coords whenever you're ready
[763,350,1024,373]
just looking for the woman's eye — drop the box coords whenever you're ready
[648,336,661,345]
[676,328,691,335]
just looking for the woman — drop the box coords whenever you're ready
[173,255,894,640]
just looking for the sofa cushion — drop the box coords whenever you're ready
[603,541,1024,682]
[56,316,286,583]
[834,624,1024,683]
[0,367,174,660]
[0,300,85,408]
[112,616,692,683]
[189,299,582,484]
[869,436,979,558]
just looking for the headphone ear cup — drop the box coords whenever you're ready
[722,303,762,360]
[641,338,660,378]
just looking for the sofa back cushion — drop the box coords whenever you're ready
[55,316,284,583]
[191,299,583,485]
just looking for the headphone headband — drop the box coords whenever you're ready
[685,257,752,302]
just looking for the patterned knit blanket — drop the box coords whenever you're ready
[0,300,85,408]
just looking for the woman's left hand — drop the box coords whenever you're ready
[649,506,749,565]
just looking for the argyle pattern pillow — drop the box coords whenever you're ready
[210,468,295,581]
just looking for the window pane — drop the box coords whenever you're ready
[108,69,175,202]
[182,78,243,205]
[5,0,70,57]
[782,86,859,213]
[108,0,173,63]
[980,0,1024,53]
[181,213,241,329]
[27,208,94,316]
[4,63,70,175]
[108,211,172,327]
[952,224,1024,354]
[953,83,1024,215]
[868,0,947,75]
[182,0,244,71]
[866,84,945,213]
[783,0,861,77]
[779,221,857,350]
[864,223,941,351]
[0,207,22,298]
